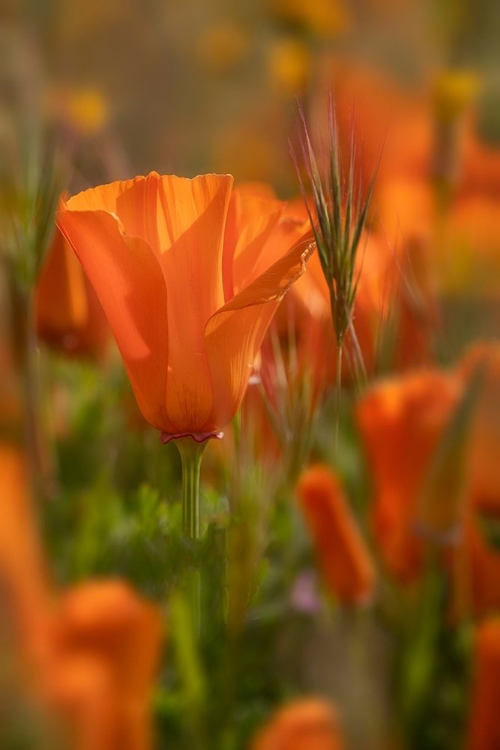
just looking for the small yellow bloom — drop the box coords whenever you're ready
[197,23,249,73]
[268,0,350,37]
[267,38,311,96]
[47,87,109,136]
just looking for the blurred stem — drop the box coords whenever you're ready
[8,277,54,497]
[400,547,443,743]
[334,341,343,456]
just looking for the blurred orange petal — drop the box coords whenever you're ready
[356,371,462,581]
[205,231,315,430]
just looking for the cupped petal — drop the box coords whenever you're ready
[56,207,171,432]
[203,233,316,431]
[65,177,139,213]
[158,174,234,433]
[224,188,284,297]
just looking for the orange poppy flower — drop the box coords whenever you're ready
[466,618,500,749]
[56,173,314,442]
[356,371,463,582]
[296,465,376,605]
[250,697,344,750]
[36,226,110,360]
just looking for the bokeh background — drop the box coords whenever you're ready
[1,1,500,749]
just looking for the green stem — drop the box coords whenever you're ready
[8,278,55,496]
[334,341,343,457]
[175,437,207,639]
[176,437,206,540]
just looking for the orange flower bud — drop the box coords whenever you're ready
[467,619,500,749]
[296,465,376,605]
[250,698,344,750]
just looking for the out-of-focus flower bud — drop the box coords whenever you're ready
[250,697,344,750]
[296,465,376,605]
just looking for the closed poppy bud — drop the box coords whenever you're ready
[250,697,344,750]
[36,226,110,360]
[356,371,462,582]
[467,619,500,749]
[296,465,376,605]
[56,173,314,443]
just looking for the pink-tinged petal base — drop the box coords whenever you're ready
[160,430,224,445]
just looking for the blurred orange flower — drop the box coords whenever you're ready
[0,442,162,749]
[42,581,162,750]
[312,58,433,194]
[283,224,434,394]
[455,519,500,620]
[451,344,500,618]
[442,194,500,294]
[0,443,51,663]
[460,114,500,199]
[57,173,314,442]
[313,58,498,207]
[460,343,500,511]
[296,465,376,605]
[356,370,463,582]
[466,618,500,749]
[250,697,344,750]
[36,226,110,360]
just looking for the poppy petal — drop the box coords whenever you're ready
[56,208,171,431]
[156,174,233,432]
[224,189,284,296]
[204,234,315,430]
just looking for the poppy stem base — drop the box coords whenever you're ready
[174,436,209,639]
[174,436,208,540]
